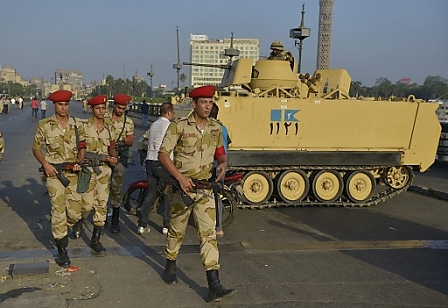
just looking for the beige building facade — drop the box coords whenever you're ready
[188,34,259,87]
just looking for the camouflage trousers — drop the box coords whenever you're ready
[109,162,125,208]
[81,166,112,227]
[165,189,220,271]
[46,172,82,240]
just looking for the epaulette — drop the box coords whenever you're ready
[174,116,189,123]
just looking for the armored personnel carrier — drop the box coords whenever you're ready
[187,58,441,208]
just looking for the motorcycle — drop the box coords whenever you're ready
[122,170,244,228]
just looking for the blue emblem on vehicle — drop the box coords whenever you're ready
[270,109,282,121]
[285,110,299,122]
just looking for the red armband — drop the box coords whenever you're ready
[214,146,226,161]
[78,140,87,149]
[109,140,116,149]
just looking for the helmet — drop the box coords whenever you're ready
[270,41,284,51]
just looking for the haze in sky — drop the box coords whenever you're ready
[1,0,447,87]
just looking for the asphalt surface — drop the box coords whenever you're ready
[0,103,447,308]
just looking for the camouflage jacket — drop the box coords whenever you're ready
[32,115,85,164]
[79,117,115,155]
[104,111,134,143]
[159,112,224,180]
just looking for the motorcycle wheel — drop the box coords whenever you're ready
[219,188,237,228]
[122,186,146,215]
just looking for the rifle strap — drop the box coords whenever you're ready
[72,116,81,156]
[116,114,126,142]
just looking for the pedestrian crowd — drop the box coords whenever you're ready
[0,95,24,114]
[30,85,236,303]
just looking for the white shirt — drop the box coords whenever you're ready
[145,116,171,161]
[40,100,47,110]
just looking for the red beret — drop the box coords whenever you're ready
[88,95,108,106]
[189,85,216,99]
[113,94,132,105]
[49,90,72,103]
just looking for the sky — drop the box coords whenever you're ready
[1,0,447,87]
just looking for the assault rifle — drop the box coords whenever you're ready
[116,142,132,167]
[38,162,86,188]
[39,153,108,187]
[84,152,110,175]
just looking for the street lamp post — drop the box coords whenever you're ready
[146,63,154,97]
[290,4,310,73]
[172,26,182,93]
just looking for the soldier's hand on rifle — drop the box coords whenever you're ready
[178,174,195,194]
[108,156,118,167]
[72,164,82,172]
[43,162,57,177]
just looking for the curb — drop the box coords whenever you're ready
[408,185,448,202]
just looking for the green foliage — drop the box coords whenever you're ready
[350,75,448,100]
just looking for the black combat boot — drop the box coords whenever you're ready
[72,219,83,239]
[163,259,178,284]
[110,207,120,233]
[206,270,237,302]
[55,236,71,267]
[90,225,106,253]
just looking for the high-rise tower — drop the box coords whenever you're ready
[317,0,334,70]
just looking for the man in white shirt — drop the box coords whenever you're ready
[40,98,48,119]
[137,102,175,235]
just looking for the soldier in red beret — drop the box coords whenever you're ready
[104,94,135,233]
[158,85,237,302]
[32,89,87,267]
[73,95,118,253]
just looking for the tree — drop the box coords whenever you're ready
[180,73,186,87]
[350,81,362,98]
[374,77,393,98]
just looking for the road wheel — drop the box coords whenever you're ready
[344,170,376,203]
[311,170,343,203]
[383,166,413,189]
[277,170,309,203]
[241,171,273,205]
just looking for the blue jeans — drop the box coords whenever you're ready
[142,114,148,127]
[138,160,175,228]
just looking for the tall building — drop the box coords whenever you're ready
[54,69,83,98]
[317,0,334,70]
[188,34,260,87]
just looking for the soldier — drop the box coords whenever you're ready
[73,95,118,253]
[105,94,134,233]
[158,85,237,302]
[32,90,86,267]
[267,40,294,64]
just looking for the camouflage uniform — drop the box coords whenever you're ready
[105,111,134,209]
[32,115,85,239]
[267,49,294,62]
[80,117,115,227]
[159,112,223,271]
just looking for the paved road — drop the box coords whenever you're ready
[0,103,447,307]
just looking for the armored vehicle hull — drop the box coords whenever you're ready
[211,59,441,208]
